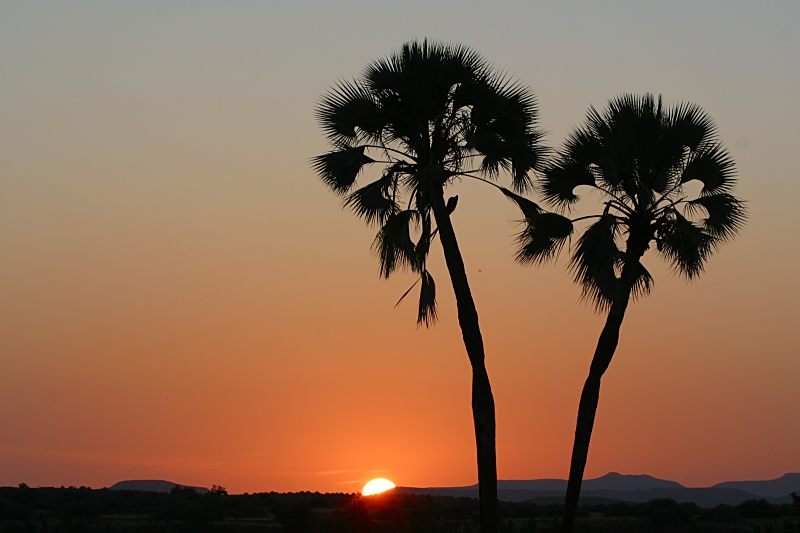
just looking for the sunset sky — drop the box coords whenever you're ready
[1,2,798,494]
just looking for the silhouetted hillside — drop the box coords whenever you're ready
[714,473,800,498]
[398,472,800,507]
[109,480,208,494]
[584,472,684,491]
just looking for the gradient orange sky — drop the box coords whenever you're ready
[1,2,798,494]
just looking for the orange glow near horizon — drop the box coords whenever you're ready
[362,478,396,496]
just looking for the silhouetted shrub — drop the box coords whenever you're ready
[208,484,227,496]
[740,499,778,519]
[641,499,697,527]
[273,500,315,532]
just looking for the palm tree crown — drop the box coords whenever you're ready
[313,40,545,323]
[512,93,746,307]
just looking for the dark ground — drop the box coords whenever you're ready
[1,485,799,532]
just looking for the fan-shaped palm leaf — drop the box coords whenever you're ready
[539,157,597,209]
[658,211,716,278]
[685,193,746,240]
[316,81,384,142]
[569,215,621,309]
[680,143,736,194]
[372,210,418,279]
[311,143,376,194]
[417,270,437,326]
[344,167,402,225]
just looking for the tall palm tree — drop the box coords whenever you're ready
[312,40,545,532]
[505,94,745,533]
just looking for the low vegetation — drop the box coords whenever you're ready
[1,486,798,532]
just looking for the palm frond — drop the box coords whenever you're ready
[627,260,654,301]
[366,39,483,130]
[562,126,604,168]
[417,270,438,326]
[669,101,717,151]
[541,158,597,209]
[469,73,544,191]
[570,215,621,310]
[679,143,736,194]
[515,212,574,264]
[344,171,399,225]
[657,211,715,278]
[394,276,421,309]
[311,143,375,194]
[685,193,746,241]
[316,80,384,142]
[473,131,507,177]
[579,106,636,195]
[510,132,548,192]
[500,187,541,219]
[483,74,539,142]
[500,187,572,263]
[372,210,418,278]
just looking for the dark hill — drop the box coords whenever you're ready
[109,479,208,493]
[583,472,683,491]
[398,472,682,499]
[713,473,800,498]
[397,472,798,508]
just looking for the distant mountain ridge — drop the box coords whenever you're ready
[713,473,800,498]
[109,480,209,494]
[397,472,800,508]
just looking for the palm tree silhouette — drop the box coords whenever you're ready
[507,94,745,533]
[312,40,545,532]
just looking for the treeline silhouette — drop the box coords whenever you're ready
[1,486,798,533]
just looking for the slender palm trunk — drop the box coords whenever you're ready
[431,189,498,533]
[561,228,654,533]
[560,295,629,533]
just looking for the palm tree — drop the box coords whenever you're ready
[505,94,745,533]
[312,40,545,532]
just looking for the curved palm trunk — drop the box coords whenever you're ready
[560,296,629,533]
[431,189,498,533]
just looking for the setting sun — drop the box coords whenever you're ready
[361,478,396,496]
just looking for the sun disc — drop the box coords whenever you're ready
[361,478,396,496]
